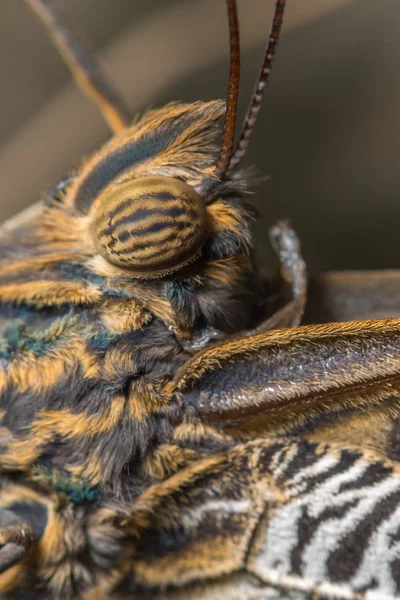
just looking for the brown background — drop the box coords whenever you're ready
[0,0,399,272]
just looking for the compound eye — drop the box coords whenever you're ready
[92,176,208,277]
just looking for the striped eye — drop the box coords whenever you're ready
[92,176,208,277]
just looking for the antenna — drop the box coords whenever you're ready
[229,0,286,171]
[214,0,241,180]
[25,0,130,133]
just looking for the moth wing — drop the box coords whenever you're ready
[112,437,286,593]
[117,405,400,598]
[175,318,400,427]
[110,318,400,596]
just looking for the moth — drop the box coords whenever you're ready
[1,0,400,599]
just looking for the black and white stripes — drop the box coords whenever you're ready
[250,442,400,600]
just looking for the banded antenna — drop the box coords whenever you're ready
[214,0,241,180]
[25,0,130,134]
[229,0,286,171]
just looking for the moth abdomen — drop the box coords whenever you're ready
[92,176,209,277]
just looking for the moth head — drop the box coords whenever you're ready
[20,0,286,336]
[38,98,259,297]
[41,0,286,283]
[91,176,208,278]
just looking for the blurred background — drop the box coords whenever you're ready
[0,0,399,272]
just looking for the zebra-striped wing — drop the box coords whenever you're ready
[110,318,400,599]
[112,406,400,600]
[245,440,400,600]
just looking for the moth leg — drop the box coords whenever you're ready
[0,508,35,573]
[245,220,307,336]
[25,0,130,133]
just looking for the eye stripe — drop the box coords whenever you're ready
[123,231,194,255]
[100,213,196,241]
[114,218,194,237]
[118,221,168,240]
[112,231,177,252]
[115,221,193,242]
[106,191,179,221]
[105,206,196,233]
[115,247,175,261]
[113,245,183,263]
[98,209,167,237]
[135,244,193,260]
[109,228,195,256]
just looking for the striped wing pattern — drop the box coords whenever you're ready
[109,437,400,600]
[251,442,400,600]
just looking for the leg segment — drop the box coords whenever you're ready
[0,508,35,573]
[245,220,307,336]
